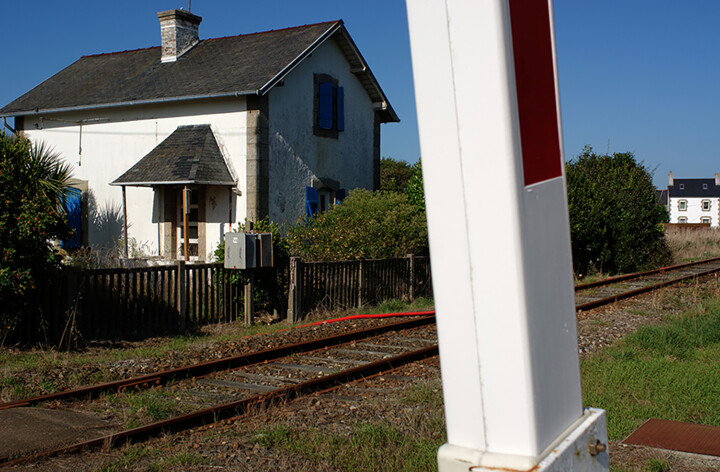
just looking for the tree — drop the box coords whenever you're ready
[1,132,73,339]
[287,189,428,261]
[405,160,425,212]
[380,157,414,193]
[565,146,671,275]
[214,217,290,316]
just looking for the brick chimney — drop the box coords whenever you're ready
[157,9,202,63]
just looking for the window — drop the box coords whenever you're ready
[702,218,711,224]
[177,188,200,260]
[61,187,84,249]
[314,74,344,138]
[678,217,688,224]
[679,184,685,190]
[678,200,687,211]
[703,200,711,211]
[305,186,346,217]
[703,184,709,190]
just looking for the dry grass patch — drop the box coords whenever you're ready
[665,226,720,262]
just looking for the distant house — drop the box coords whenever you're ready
[0,10,398,261]
[666,171,720,226]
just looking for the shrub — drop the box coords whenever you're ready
[566,146,671,275]
[287,189,428,261]
[214,217,290,316]
[0,132,73,342]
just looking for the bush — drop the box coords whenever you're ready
[566,146,671,275]
[214,217,290,316]
[1,132,73,341]
[287,189,428,261]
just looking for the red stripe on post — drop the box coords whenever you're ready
[508,0,562,187]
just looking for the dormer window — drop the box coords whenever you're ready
[314,74,344,139]
[703,184,708,190]
[679,184,685,190]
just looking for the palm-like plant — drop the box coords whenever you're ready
[27,141,74,212]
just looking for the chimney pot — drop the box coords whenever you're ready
[157,9,202,63]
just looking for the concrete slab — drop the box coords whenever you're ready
[0,407,117,460]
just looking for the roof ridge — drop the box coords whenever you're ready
[208,19,341,42]
[81,20,341,59]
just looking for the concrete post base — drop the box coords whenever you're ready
[438,408,609,472]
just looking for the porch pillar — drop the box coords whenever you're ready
[121,185,129,258]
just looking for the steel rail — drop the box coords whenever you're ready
[576,265,720,312]
[575,256,720,291]
[0,344,439,467]
[0,315,435,411]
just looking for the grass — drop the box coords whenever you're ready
[250,378,445,472]
[352,296,434,315]
[254,421,439,472]
[0,297,434,400]
[581,295,720,440]
[665,226,720,261]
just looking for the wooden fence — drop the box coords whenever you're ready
[288,255,432,321]
[13,262,245,345]
[6,255,431,346]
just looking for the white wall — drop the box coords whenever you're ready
[22,98,247,259]
[669,197,719,226]
[268,36,376,227]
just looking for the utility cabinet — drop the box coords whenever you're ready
[224,232,273,269]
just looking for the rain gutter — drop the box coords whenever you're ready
[0,91,255,118]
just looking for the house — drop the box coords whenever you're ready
[666,171,720,226]
[0,10,398,261]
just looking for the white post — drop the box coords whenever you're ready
[406,1,608,471]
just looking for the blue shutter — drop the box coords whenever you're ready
[337,87,344,131]
[336,188,346,203]
[306,186,319,217]
[318,82,334,130]
[61,188,82,249]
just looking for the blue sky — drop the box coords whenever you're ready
[2,1,719,189]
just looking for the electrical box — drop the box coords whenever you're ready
[224,232,273,269]
[258,233,273,267]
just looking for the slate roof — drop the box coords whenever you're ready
[111,125,235,187]
[668,178,720,198]
[655,189,668,205]
[0,20,398,123]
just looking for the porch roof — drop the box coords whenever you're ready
[111,124,236,187]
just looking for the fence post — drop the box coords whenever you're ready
[358,257,365,307]
[176,260,186,331]
[288,257,302,323]
[407,254,416,301]
[244,270,254,326]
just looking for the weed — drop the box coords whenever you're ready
[147,451,207,471]
[644,458,671,472]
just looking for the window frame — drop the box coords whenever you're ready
[702,217,711,224]
[678,200,688,211]
[313,73,344,139]
[702,200,711,211]
[678,217,688,224]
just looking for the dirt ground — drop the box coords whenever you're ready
[4,284,720,471]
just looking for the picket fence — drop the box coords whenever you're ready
[7,255,431,345]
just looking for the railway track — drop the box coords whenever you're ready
[0,315,437,466]
[574,256,720,311]
[4,256,720,467]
